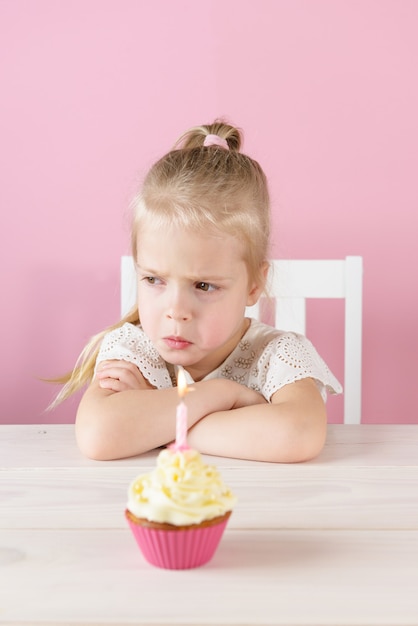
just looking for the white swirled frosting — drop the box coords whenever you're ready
[127,448,237,526]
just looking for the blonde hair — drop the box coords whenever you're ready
[50,120,271,406]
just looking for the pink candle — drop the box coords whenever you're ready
[173,368,189,451]
[175,400,188,450]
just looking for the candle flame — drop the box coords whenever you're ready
[177,368,188,399]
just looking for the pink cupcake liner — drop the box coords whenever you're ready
[126,511,231,570]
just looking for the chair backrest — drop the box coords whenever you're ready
[120,255,363,424]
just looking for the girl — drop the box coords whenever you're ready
[53,121,342,462]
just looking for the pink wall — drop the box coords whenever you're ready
[1,0,417,425]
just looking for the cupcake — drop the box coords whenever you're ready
[125,446,236,569]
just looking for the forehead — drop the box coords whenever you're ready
[136,222,246,271]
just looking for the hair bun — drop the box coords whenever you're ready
[175,120,242,152]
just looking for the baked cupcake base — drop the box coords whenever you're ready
[125,509,232,570]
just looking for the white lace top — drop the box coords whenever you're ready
[95,319,342,402]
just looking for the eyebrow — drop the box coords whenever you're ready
[136,264,233,283]
[136,264,167,277]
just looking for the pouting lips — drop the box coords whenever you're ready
[163,336,192,350]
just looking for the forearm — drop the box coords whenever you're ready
[187,382,327,463]
[75,372,325,462]
[75,378,239,460]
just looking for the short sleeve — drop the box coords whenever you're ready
[257,332,343,402]
[95,323,173,388]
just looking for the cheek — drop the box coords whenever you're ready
[200,305,242,340]
[138,309,159,343]
[137,291,157,329]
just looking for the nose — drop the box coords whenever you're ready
[167,308,190,322]
[165,287,192,322]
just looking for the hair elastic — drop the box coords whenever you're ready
[203,134,229,150]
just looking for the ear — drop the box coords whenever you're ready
[246,262,269,307]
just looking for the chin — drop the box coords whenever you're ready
[160,350,196,366]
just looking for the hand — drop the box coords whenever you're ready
[228,380,268,409]
[95,360,154,392]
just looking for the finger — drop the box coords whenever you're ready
[97,360,141,377]
[97,366,147,391]
[96,367,138,386]
[98,377,127,392]
[96,360,114,371]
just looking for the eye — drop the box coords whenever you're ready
[142,276,162,285]
[196,282,216,292]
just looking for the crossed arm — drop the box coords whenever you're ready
[75,360,327,463]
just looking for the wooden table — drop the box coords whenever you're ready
[1,424,418,626]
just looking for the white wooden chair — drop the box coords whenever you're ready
[120,255,363,424]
